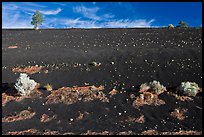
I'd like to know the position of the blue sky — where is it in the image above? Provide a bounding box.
[2,2,202,28]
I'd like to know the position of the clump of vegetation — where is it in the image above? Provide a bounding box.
[31,10,44,30]
[133,81,167,108]
[133,91,165,108]
[15,73,38,96]
[170,108,188,121]
[168,24,174,29]
[12,65,44,74]
[125,115,145,123]
[176,21,188,28]
[89,61,101,67]
[139,80,167,95]
[179,81,201,97]
[2,108,36,122]
[44,84,53,91]
[46,85,109,105]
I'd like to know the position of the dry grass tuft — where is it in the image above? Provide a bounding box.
[170,108,188,121]
[125,115,145,123]
[12,65,44,74]
[44,84,53,91]
[2,108,35,123]
[46,85,109,105]
[132,92,165,108]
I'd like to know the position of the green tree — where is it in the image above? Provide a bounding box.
[176,21,188,28]
[31,10,44,30]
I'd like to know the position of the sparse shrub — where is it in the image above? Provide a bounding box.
[176,21,188,28]
[179,81,200,97]
[140,83,150,92]
[139,80,167,95]
[14,73,37,96]
[133,92,165,108]
[168,24,174,29]
[44,84,53,91]
[89,61,101,67]
[170,108,187,121]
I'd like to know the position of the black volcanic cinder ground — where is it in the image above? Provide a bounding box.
[2,28,202,135]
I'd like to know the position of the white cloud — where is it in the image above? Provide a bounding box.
[42,17,155,28]
[73,5,115,21]
[42,17,99,28]
[2,3,63,28]
[20,2,47,8]
[52,2,67,6]
[3,3,62,16]
[2,10,33,28]
[103,14,115,19]
[40,8,62,15]
[2,3,18,10]
[73,6,101,20]
[2,3,33,28]
[104,19,155,28]
[2,2,155,29]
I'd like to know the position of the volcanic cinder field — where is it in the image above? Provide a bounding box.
[2,28,202,135]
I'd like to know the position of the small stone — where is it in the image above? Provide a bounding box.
[44,70,49,74]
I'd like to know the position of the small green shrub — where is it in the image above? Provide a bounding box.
[139,80,167,95]
[89,61,101,67]
[176,21,188,28]
[179,81,200,97]
[44,84,53,91]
